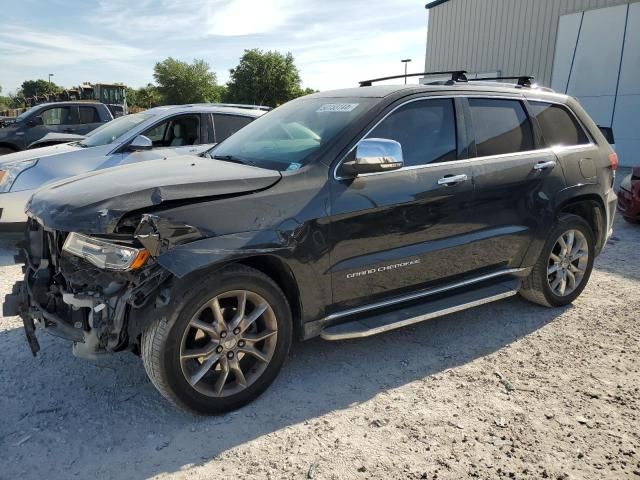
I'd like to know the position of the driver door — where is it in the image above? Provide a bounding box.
[328,97,479,310]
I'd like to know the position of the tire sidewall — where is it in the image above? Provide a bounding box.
[158,267,292,414]
[540,215,595,307]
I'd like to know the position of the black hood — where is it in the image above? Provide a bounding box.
[27,156,282,233]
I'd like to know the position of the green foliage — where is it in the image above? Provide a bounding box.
[21,79,63,99]
[126,84,162,109]
[225,49,311,107]
[153,58,222,105]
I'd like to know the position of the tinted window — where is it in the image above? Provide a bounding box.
[40,107,73,126]
[367,99,457,167]
[213,114,253,142]
[79,106,100,124]
[469,98,534,157]
[529,102,589,147]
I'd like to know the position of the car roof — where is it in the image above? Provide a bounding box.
[32,101,104,108]
[307,83,570,103]
[143,104,268,117]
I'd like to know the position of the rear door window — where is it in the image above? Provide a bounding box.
[366,98,457,167]
[78,106,101,124]
[468,98,534,157]
[529,101,590,147]
[213,114,253,142]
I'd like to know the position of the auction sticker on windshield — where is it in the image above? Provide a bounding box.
[316,103,359,113]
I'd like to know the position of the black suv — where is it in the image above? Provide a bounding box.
[0,101,113,154]
[4,77,618,414]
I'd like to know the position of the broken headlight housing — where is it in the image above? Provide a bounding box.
[62,233,149,271]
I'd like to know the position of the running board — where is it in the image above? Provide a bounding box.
[320,279,519,341]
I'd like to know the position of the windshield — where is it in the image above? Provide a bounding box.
[209,97,376,171]
[79,113,153,148]
[15,106,38,122]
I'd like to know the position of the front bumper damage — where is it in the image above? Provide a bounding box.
[3,220,172,359]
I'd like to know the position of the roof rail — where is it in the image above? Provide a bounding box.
[211,103,272,111]
[359,70,468,87]
[468,76,535,87]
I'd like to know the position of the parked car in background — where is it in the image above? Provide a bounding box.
[617,167,640,223]
[3,77,618,414]
[0,102,113,155]
[0,104,268,231]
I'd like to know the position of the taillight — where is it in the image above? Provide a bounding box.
[608,152,618,171]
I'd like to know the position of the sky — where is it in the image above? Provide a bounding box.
[0,0,429,95]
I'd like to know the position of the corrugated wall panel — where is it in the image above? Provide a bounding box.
[425,0,640,85]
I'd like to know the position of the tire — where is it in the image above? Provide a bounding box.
[0,147,17,156]
[141,264,292,415]
[519,214,595,308]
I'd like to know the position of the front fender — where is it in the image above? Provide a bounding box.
[157,229,296,278]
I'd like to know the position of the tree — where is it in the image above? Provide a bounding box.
[21,79,63,99]
[153,58,222,105]
[225,49,311,107]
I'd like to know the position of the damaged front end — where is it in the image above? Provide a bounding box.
[3,218,174,359]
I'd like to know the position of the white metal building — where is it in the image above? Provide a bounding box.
[424,0,640,166]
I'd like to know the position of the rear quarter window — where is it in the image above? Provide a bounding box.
[529,102,590,147]
[469,98,534,157]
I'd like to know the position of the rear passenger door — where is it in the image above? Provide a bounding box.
[467,97,566,271]
[329,97,478,310]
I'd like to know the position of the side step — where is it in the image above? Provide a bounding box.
[320,279,519,341]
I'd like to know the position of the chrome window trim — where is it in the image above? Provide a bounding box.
[323,268,526,322]
[333,94,595,181]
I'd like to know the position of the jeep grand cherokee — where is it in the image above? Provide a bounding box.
[4,77,618,414]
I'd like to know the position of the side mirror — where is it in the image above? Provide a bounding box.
[27,116,44,127]
[598,126,615,145]
[342,138,404,176]
[128,135,153,151]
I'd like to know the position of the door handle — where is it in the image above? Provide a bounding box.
[438,174,468,186]
[533,160,556,171]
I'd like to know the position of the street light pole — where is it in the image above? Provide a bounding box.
[401,59,412,84]
[48,73,54,94]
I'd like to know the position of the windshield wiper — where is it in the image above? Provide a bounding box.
[212,155,251,166]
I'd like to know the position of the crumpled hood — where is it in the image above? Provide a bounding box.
[27,156,282,233]
[0,142,81,166]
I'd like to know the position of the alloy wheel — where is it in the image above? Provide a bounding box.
[179,290,278,397]
[547,229,589,297]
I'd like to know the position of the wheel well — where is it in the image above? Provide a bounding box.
[559,196,606,253]
[237,255,303,337]
[0,142,18,152]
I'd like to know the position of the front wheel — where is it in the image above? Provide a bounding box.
[519,214,595,307]
[142,265,292,415]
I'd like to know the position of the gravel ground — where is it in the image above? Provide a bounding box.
[1,188,638,479]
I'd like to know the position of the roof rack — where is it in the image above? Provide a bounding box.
[359,70,468,87]
[468,76,535,87]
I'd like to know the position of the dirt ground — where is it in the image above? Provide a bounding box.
[1,201,638,480]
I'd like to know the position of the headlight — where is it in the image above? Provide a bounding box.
[0,159,38,193]
[62,233,149,271]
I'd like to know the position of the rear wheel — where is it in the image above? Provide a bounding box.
[141,265,292,414]
[519,214,595,307]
